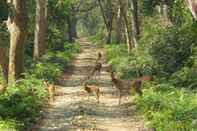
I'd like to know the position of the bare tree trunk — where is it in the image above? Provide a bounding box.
[162,0,169,22]
[0,47,8,84]
[186,0,197,20]
[97,0,108,29]
[118,0,132,52]
[115,6,123,43]
[34,0,47,61]
[131,0,139,47]
[123,13,132,52]
[6,0,28,83]
[67,15,78,43]
[106,17,113,44]
[97,0,113,44]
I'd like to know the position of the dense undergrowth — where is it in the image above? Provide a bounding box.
[0,43,80,130]
[104,19,197,130]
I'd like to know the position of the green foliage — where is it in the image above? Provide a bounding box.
[0,77,48,130]
[0,0,8,22]
[135,84,197,131]
[27,42,80,83]
[170,47,197,89]
[0,119,21,131]
[105,12,197,130]
[0,27,9,47]
[29,62,62,82]
[170,0,193,26]
[0,42,80,130]
[150,24,197,76]
[106,44,153,79]
[141,0,158,15]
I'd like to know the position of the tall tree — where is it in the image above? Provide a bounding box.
[131,0,140,47]
[97,0,114,44]
[66,14,78,43]
[5,0,28,83]
[118,0,133,52]
[34,0,48,61]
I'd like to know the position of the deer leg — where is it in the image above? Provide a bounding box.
[118,91,121,105]
[94,71,97,80]
[52,94,54,102]
[134,80,143,96]
[97,93,100,104]
[49,94,53,103]
[98,69,101,80]
[88,93,90,101]
[136,86,143,96]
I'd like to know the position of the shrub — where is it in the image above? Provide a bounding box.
[28,42,80,83]
[106,44,153,79]
[0,119,22,131]
[0,76,48,130]
[150,24,197,76]
[0,41,81,130]
[135,84,197,131]
[170,67,197,90]
[29,62,62,82]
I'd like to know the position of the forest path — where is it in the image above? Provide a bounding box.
[31,38,146,131]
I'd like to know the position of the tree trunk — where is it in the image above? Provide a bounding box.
[115,6,123,44]
[186,0,197,20]
[97,0,108,29]
[6,0,28,83]
[162,0,169,22]
[97,0,113,44]
[34,0,48,61]
[67,15,78,43]
[106,24,113,44]
[118,0,133,51]
[131,0,139,47]
[0,47,8,84]
[123,13,132,52]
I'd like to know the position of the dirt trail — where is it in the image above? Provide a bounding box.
[31,39,146,131]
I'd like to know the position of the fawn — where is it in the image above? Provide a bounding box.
[82,83,100,104]
[110,71,142,105]
[43,80,56,102]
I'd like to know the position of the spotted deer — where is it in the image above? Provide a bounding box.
[82,83,100,104]
[86,52,103,81]
[110,71,142,105]
[43,80,56,102]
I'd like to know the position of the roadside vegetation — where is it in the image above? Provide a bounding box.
[0,0,197,130]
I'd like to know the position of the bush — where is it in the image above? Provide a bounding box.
[29,62,62,82]
[105,44,153,79]
[170,67,197,90]
[0,41,81,130]
[27,42,81,83]
[0,119,22,131]
[150,24,197,76]
[0,76,48,130]
[135,84,197,131]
